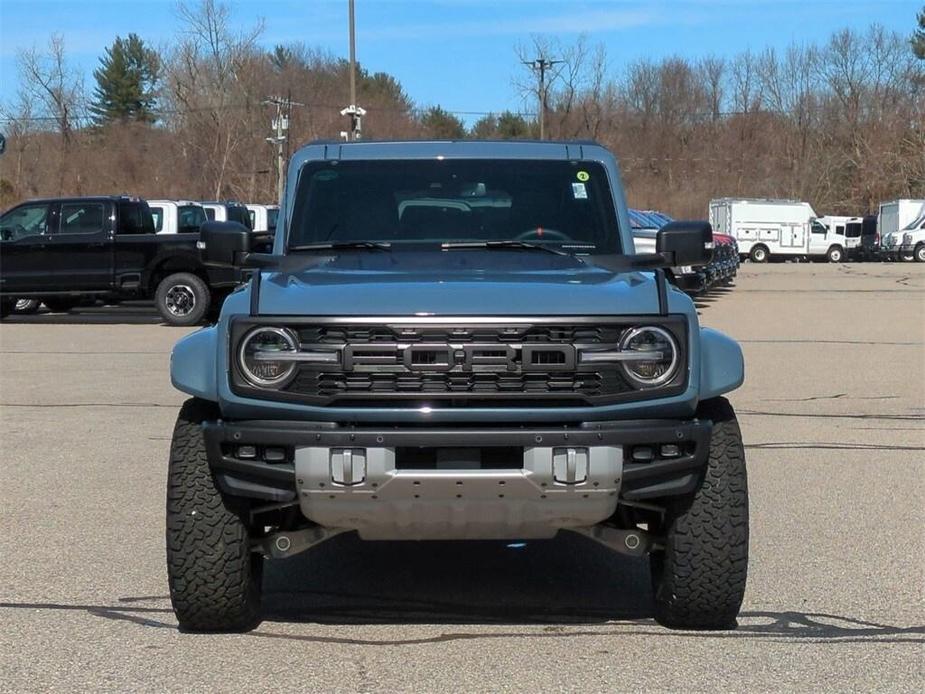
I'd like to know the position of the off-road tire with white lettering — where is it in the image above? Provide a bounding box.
[166,398,263,632]
[650,397,749,630]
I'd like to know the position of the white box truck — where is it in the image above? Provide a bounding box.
[878,200,925,261]
[709,198,848,263]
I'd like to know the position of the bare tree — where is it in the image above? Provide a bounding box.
[16,35,84,145]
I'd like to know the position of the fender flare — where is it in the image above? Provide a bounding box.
[699,327,744,400]
[170,326,218,401]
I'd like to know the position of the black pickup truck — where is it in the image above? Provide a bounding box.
[0,196,252,325]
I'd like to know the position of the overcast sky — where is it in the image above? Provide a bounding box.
[0,0,919,123]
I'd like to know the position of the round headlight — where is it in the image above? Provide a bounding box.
[238,327,299,388]
[619,326,679,388]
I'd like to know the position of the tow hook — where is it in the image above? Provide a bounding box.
[568,525,659,557]
[255,526,346,559]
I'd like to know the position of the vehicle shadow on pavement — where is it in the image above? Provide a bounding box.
[2,305,165,326]
[261,532,652,625]
[2,534,922,644]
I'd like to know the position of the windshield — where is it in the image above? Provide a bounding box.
[289,159,620,254]
[178,205,206,233]
[267,207,278,230]
[903,208,925,230]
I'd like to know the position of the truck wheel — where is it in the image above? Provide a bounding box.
[650,397,749,630]
[166,398,262,632]
[915,244,925,263]
[13,298,41,314]
[826,246,844,263]
[749,246,768,263]
[156,272,210,326]
[43,297,79,313]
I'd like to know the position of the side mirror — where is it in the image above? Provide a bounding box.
[657,221,714,267]
[198,221,251,266]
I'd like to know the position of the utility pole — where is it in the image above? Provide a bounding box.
[522,57,562,140]
[340,0,365,141]
[264,95,303,203]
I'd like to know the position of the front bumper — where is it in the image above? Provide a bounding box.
[202,418,712,538]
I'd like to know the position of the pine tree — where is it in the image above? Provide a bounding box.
[420,106,466,139]
[90,34,160,124]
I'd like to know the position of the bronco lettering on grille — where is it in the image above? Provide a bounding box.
[341,343,575,373]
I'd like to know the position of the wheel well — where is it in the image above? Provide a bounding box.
[148,259,208,294]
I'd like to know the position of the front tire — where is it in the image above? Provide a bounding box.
[13,298,41,314]
[749,245,768,263]
[155,272,210,326]
[826,245,844,263]
[650,397,749,630]
[166,398,262,632]
[915,244,925,263]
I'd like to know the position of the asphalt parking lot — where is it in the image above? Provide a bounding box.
[1,263,922,692]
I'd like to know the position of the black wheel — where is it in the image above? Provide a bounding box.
[0,299,13,319]
[155,272,210,326]
[13,298,41,314]
[651,397,749,630]
[826,245,844,263]
[166,398,262,632]
[749,245,768,263]
[43,297,80,313]
[915,244,925,263]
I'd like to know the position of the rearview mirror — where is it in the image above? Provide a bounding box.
[198,221,251,266]
[656,221,713,267]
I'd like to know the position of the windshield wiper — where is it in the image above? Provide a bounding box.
[440,240,569,256]
[289,241,392,252]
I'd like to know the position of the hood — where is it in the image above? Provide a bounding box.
[256,249,661,316]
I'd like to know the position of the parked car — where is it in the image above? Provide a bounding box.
[201,201,253,229]
[712,233,740,284]
[149,200,208,235]
[878,199,925,261]
[167,139,748,634]
[0,196,248,325]
[709,198,848,263]
[245,203,279,233]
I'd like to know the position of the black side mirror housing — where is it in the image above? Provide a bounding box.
[199,221,252,266]
[657,221,714,267]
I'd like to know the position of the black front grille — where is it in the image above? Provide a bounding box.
[231,318,688,408]
[289,369,630,398]
[297,324,622,345]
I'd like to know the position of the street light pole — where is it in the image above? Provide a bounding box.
[349,0,357,112]
[341,0,365,141]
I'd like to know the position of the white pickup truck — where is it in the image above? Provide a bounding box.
[149,200,208,235]
[245,204,279,233]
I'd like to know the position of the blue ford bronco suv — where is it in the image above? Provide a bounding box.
[167,140,748,632]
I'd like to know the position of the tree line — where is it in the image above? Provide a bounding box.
[1,0,923,218]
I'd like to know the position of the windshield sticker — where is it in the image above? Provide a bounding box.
[314,170,339,181]
[572,182,588,199]
[576,170,590,182]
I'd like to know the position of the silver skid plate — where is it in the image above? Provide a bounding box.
[294,445,622,540]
